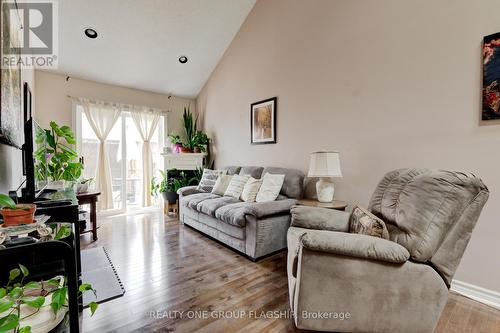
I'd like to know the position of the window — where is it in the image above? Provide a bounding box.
[75,104,166,212]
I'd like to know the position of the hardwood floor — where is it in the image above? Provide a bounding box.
[80,209,500,333]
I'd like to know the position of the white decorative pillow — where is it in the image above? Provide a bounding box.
[211,175,233,196]
[241,177,262,202]
[256,173,285,202]
[197,169,226,192]
[224,175,250,199]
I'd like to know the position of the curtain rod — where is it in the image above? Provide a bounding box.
[66,95,173,113]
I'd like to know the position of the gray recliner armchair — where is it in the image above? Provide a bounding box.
[287,169,489,333]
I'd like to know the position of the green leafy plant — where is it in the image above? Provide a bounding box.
[167,171,198,192]
[150,170,169,197]
[168,134,182,146]
[151,170,199,197]
[34,122,84,182]
[0,194,17,210]
[182,108,198,150]
[0,264,98,333]
[192,131,209,153]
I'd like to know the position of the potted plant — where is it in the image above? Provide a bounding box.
[76,178,93,194]
[151,170,198,204]
[0,194,36,227]
[193,131,209,153]
[181,108,198,153]
[168,134,183,154]
[34,122,83,189]
[0,264,98,333]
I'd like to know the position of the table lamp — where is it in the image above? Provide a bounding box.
[308,151,342,202]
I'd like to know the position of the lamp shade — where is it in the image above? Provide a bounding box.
[308,151,342,177]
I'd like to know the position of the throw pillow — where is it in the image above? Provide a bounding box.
[256,173,285,202]
[224,175,251,199]
[241,177,263,202]
[349,206,390,239]
[197,169,227,192]
[211,175,233,196]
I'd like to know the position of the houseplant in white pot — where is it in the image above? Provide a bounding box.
[0,264,98,333]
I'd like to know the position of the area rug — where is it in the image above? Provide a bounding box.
[81,246,125,306]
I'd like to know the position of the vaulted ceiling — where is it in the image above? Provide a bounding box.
[50,0,255,98]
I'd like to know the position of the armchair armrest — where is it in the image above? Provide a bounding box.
[300,230,410,264]
[177,186,201,197]
[291,206,350,232]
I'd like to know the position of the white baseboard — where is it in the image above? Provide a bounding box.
[451,280,500,310]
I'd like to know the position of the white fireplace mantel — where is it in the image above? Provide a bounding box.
[161,153,206,171]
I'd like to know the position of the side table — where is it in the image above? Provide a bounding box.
[297,199,348,211]
[77,191,101,241]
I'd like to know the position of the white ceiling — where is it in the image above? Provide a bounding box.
[50,0,255,98]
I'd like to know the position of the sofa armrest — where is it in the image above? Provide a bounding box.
[291,206,350,232]
[177,186,201,197]
[300,230,410,264]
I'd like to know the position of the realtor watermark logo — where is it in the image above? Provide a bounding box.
[1,0,58,69]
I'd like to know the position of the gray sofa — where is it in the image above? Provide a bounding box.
[178,166,305,260]
[287,169,489,332]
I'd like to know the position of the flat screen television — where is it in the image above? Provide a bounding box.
[22,118,48,202]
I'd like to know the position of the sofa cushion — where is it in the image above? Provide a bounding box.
[261,167,305,199]
[222,166,241,175]
[256,173,285,202]
[196,196,240,217]
[211,175,233,195]
[349,205,389,239]
[239,166,264,179]
[224,175,250,199]
[215,199,297,227]
[185,193,220,210]
[241,177,262,202]
[197,169,226,192]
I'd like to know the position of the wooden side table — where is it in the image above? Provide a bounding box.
[297,199,348,211]
[164,200,179,216]
[77,191,100,241]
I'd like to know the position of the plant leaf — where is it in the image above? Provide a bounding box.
[0,314,18,332]
[8,269,20,282]
[79,283,96,297]
[19,326,32,333]
[0,298,14,313]
[19,264,29,278]
[45,130,56,149]
[0,194,16,209]
[50,287,67,314]
[89,301,98,316]
[8,287,22,299]
[0,289,5,299]
[21,296,45,309]
[46,279,60,287]
[23,282,40,290]
[54,225,71,240]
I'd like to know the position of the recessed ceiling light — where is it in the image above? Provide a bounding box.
[178,55,188,64]
[84,28,98,39]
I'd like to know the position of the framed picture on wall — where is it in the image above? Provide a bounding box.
[250,97,277,144]
[483,32,500,120]
[0,0,23,148]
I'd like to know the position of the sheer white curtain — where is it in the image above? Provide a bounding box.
[131,108,161,206]
[79,99,121,210]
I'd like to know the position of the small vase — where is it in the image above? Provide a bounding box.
[193,146,201,153]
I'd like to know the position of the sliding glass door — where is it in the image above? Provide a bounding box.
[75,104,165,213]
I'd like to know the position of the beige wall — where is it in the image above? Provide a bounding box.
[35,70,195,136]
[197,0,500,292]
